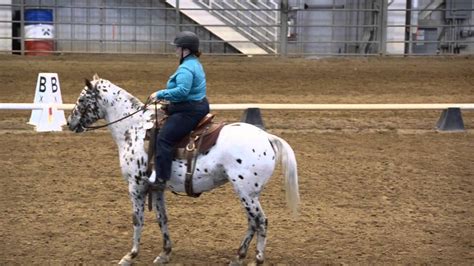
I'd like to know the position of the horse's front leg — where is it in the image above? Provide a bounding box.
[152,189,173,264]
[119,182,146,265]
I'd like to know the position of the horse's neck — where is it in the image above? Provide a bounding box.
[100,83,152,147]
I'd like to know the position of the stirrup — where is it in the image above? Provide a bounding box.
[146,179,166,191]
[145,171,166,190]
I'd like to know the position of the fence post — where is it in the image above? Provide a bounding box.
[280,0,288,56]
[176,0,181,33]
[20,0,25,55]
[379,0,388,55]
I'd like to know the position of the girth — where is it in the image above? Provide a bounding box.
[145,113,225,197]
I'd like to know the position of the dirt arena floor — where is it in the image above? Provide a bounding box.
[0,54,473,264]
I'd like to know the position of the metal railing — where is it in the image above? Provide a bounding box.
[0,0,472,56]
[196,0,279,53]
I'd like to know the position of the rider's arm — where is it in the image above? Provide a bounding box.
[156,67,193,102]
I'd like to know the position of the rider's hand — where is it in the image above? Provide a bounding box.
[148,92,158,102]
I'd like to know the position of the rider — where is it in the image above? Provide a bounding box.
[148,31,209,189]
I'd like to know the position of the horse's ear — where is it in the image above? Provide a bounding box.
[85,79,93,90]
[92,73,100,81]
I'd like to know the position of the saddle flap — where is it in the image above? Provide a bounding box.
[175,121,225,156]
[196,113,215,129]
[196,122,225,153]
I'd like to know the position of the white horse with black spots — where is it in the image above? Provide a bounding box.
[67,74,299,265]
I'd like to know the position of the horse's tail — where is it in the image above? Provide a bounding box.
[268,134,300,216]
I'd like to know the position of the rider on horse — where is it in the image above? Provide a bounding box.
[148,31,210,189]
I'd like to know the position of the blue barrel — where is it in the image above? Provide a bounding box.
[24,9,54,55]
[25,9,53,25]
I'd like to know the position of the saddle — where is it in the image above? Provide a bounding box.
[174,113,224,157]
[145,113,225,198]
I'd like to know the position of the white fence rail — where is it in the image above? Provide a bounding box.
[1,103,474,111]
[209,103,474,110]
[0,103,474,110]
[1,103,472,132]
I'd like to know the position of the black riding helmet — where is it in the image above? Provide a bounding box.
[171,31,199,53]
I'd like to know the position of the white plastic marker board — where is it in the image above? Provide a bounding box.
[28,73,67,132]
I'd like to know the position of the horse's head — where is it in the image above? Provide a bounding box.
[67,74,106,133]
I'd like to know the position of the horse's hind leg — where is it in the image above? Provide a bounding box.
[233,210,256,265]
[152,190,172,264]
[254,204,267,264]
[251,200,267,264]
[232,195,268,265]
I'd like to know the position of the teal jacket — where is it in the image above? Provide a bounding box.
[156,55,206,103]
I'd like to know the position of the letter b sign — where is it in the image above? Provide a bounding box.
[39,76,58,93]
[33,73,63,104]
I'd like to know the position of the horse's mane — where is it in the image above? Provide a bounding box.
[97,78,145,110]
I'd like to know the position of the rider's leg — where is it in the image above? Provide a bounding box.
[154,100,209,186]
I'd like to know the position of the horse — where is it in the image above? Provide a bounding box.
[67,74,299,265]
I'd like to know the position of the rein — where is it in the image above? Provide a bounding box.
[84,101,154,131]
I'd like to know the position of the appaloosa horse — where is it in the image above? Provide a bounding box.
[67,74,299,265]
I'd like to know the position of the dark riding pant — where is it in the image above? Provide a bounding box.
[155,98,209,181]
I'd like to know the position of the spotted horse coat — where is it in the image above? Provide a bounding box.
[67,74,300,265]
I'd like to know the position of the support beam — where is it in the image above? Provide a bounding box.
[279,0,288,57]
[419,0,444,20]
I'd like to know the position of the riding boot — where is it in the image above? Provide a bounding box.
[146,171,167,191]
[152,178,167,191]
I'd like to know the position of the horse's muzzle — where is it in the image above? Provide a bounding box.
[67,115,85,133]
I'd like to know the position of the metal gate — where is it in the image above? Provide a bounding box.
[0,0,473,56]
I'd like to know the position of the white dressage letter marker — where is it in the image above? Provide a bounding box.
[29,73,67,131]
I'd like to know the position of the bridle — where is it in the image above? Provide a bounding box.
[83,100,155,131]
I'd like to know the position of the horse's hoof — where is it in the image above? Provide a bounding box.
[229,257,244,266]
[118,260,131,266]
[118,251,137,265]
[256,252,265,264]
[153,252,171,264]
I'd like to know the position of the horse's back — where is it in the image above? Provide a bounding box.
[218,122,269,148]
[216,122,276,170]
